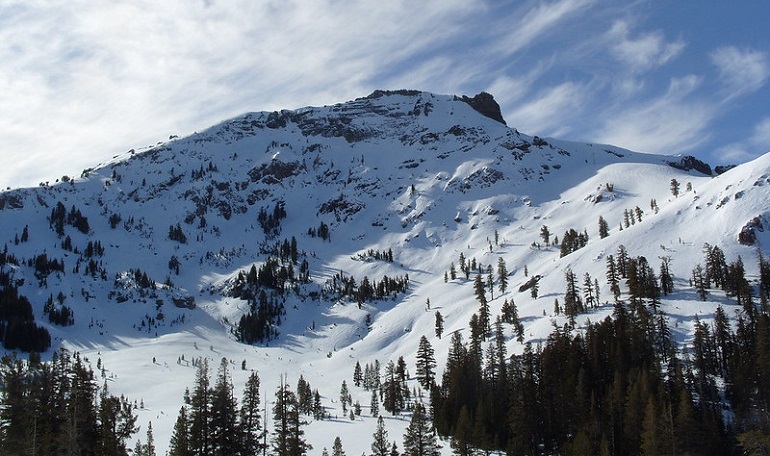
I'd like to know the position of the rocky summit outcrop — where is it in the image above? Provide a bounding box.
[457,92,506,125]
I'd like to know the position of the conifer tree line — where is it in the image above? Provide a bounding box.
[0,267,51,352]
[49,201,90,236]
[168,357,271,456]
[352,248,394,263]
[323,272,410,306]
[429,242,770,455]
[354,356,414,417]
[0,349,143,456]
[231,235,313,344]
[167,357,336,456]
[257,201,287,238]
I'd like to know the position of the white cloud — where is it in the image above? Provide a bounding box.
[0,0,485,188]
[595,76,713,154]
[607,20,686,73]
[495,0,595,56]
[714,144,755,164]
[710,46,770,98]
[487,60,553,106]
[752,117,770,148]
[0,1,766,188]
[506,81,586,137]
[716,117,770,164]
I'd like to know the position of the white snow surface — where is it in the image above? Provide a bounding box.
[1,90,769,454]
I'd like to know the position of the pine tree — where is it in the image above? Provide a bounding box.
[271,379,311,456]
[670,178,680,197]
[435,311,444,339]
[339,381,351,415]
[371,416,390,456]
[659,256,674,295]
[594,278,601,305]
[332,436,346,456]
[449,406,474,456]
[402,403,441,456]
[674,387,700,454]
[239,371,264,456]
[415,336,436,390]
[563,268,583,319]
[370,389,380,418]
[382,360,404,415]
[583,272,595,308]
[540,225,550,246]
[727,257,754,318]
[296,375,313,415]
[598,215,610,239]
[640,397,663,456]
[211,358,239,456]
[134,422,157,456]
[712,305,732,376]
[474,274,490,338]
[501,298,514,324]
[497,257,508,294]
[313,390,324,420]
[692,264,708,301]
[473,273,486,305]
[168,407,191,456]
[616,245,629,278]
[396,357,410,406]
[186,358,211,456]
[606,255,621,300]
[704,243,727,289]
[760,252,770,308]
[353,361,363,387]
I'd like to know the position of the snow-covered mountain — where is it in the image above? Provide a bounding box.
[1,90,769,454]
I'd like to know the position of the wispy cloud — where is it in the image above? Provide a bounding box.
[606,20,685,73]
[506,81,587,137]
[0,0,482,187]
[715,116,770,163]
[487,59,554,106]
[0,1,767,188]
[752,117,770,148]
[710,46,770,99]
[595,75,714,154]
[495,0,595,56]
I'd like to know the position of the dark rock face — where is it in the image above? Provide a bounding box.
[458,92,507,125]
[0,193,24,210]
[738,215,766,245]
[364,89,421,99]
[248,160,302,183]
[667,155,712,176]
[715,164,737,175]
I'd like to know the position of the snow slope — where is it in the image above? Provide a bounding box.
[1,90,769,454]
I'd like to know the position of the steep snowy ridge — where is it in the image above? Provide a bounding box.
[0,90,768,454]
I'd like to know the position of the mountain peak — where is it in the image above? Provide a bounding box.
[2,88,769,455]
[363,89,507,125]
[456,91,506,125]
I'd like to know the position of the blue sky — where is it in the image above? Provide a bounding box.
[1,0,768,189]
